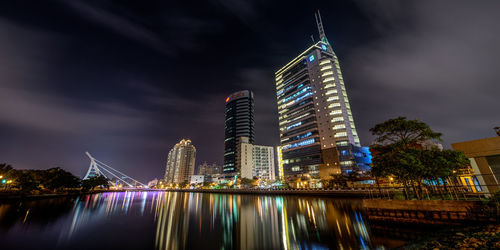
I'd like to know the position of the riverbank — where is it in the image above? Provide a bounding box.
[363,199,498,224]
[0,190,105,200]
[162,187,379,197]
[403,223,500,249]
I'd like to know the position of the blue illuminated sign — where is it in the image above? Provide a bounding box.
[321,44,327,51]
[308,54,315,62]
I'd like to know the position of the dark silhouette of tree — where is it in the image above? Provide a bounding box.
[42,167,81,191]
[82,175,109,191]
[370,117,468,200]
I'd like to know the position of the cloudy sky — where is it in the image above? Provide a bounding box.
[0,0,499,181]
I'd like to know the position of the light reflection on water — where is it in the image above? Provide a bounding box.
[0,191,392,249]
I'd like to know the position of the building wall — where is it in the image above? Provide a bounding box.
[252,145,275,181]
[198,162,221,176]
[275,41,364,183]
[452,136,500,194]
[164,139,196,184]
[223,90,255,177]
[238,137,276,181]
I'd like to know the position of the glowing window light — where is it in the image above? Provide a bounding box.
[328,103,341,108]
[321,71,334,77]
[294,132,312,140]
[333,124,346,130]
[286,121,302,130]
[325,90,337,96]
[321,44,327,50]
[335,132,347,138]
[321,65,332,71]
[282,138,316,150]
[324,83,335,89]
[323,77,335,83]
[331,117,344,123]
[288,112,311,123]
[320,60,330,65]
[281,86,311,103]
[225,97,230,103]
[294,92,312,103]
[330,110,342,115]
[308,55,315,62]
[327,96,339,102]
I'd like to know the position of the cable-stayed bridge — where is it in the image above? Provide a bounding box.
[84,152,147,188]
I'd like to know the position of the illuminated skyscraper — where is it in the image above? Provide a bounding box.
[164,139,196,184]
[275,11,369,186]
[223,90,255,177]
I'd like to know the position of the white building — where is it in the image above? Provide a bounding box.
[238,137,276,181]
[164,139,196,184]
[190,175,205,185]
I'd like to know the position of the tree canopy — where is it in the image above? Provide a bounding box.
[369,117,468,200]
[369,116,442,148]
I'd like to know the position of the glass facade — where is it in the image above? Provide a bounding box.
[275,15,369,184]
[223,90,255,176]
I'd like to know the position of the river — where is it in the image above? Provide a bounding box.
[0,191,433,249]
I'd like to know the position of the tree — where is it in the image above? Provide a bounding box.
[370,117,469,200]
[369,116,442,149]
[0,163,13,175]
[240,178,253,189]
[42,167,81,191]
[82,175,109,191]
[329,174,348,188]
[12,171,40,193]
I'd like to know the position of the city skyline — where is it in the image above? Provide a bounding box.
[0,1,499,182]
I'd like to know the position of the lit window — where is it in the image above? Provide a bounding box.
[321,65,333,71]
[323,77,335,83]
[309,54,315,62]
[334,132,347,138]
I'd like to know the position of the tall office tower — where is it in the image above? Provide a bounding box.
[275,11,365,186]
[223,90,255,177]
[164,139,196,184]
[238,137,276,181]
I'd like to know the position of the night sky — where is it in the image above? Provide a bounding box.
[1,0,499,182]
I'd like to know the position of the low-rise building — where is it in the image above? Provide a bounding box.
[238,137,276,181]
[452,135,500,195]
[190,175,205,185]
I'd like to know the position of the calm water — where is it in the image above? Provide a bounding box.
[0,191,422,249]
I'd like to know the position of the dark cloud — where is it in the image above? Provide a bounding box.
[0,0,498,182]
[345,0,500,146]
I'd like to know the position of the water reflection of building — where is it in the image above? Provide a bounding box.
[0,191,387,249]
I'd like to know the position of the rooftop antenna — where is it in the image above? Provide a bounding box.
[315,10,326,41]
[314,10,331,46]
[310,34,315,43]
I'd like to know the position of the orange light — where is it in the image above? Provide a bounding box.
[225,97,230,103]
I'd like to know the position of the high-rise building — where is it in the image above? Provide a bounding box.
[238,137,276,181]
[197,161,221,176]
[164,139,196,184]
[275,11,368,186]
[223,90,255,177]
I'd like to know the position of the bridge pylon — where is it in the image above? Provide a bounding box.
[83,152,147,188]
